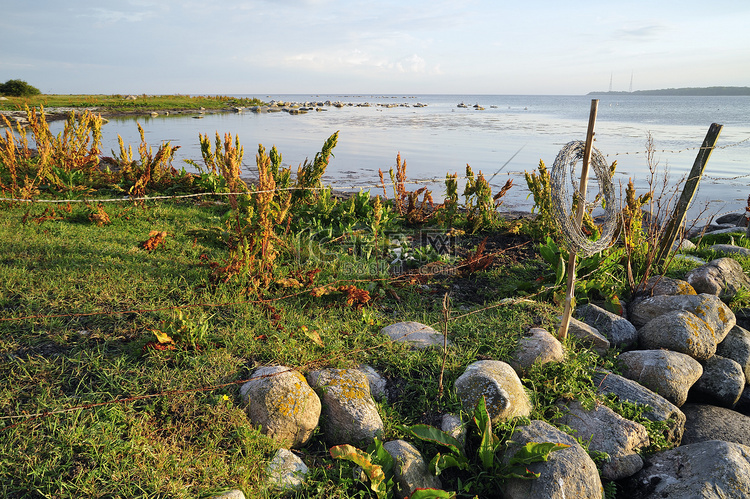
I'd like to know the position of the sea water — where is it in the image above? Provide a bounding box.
[58,94,750,220]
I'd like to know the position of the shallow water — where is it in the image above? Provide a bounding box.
[51,94,750,221]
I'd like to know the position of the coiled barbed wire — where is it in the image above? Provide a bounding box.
[551,141,617,256]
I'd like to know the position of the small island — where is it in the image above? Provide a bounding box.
[589,86,750,96]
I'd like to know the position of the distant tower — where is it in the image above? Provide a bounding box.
[609,73,613,92]
[629,72,633,93]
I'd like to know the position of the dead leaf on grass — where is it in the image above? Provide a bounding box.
[142,230,167,251]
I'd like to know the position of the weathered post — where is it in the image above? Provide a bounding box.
[654,123,723,268]
[558,99,599,340]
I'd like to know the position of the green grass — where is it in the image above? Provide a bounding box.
[0,195,683,498]
[0,94,265,112]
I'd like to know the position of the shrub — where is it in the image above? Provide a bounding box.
[0,79,41,97]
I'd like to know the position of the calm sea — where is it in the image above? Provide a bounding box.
[64,94,750,220]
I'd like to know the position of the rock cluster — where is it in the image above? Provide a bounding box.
[231,219,750,497]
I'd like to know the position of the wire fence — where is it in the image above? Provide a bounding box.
[2,133,750,431]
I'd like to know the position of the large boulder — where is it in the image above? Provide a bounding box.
[637,310,718,361]
[681,404,750,446]
[624,440,750,498]
[629,293,735,342]
[501,420,603,499]
[509,328,565,373]
[594,370,685,445]
[629,275,696,306]
[306,368,384,446]
[564,316,610,355]
[454,360,532,423]
[618,350,703,407]
[240,365,321,448]
[685,257,750,300]
[383,440,442,498]
[266,448,309,492]
[717,325,750,383]
[576,303,637,348]
[555,400,649,480]
[380,321,447,349]
[690,354,745,407]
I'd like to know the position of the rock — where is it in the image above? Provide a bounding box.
[637,310,717,361]
[681,404,750,446]
[240,366,321,448]
[266,448,309,492]
[306,368,384,446]
[380,321,448,349]
[706,243,750,257]
[715,213,748,226]
[564,316,610,355]
[686,223,741,238]
[685,257,750,300]
[618,350,703,407]
[210,490,245,499]
[454,360,532,423]
[717,325,750,383]
[628,293,735,342]
[735,386,750,416]
[672,253,706,265]
[624,440,750,498]
[671,238,697,252]
[501,420,603,499]
[556,400,649,480]
[383,440,442,498]
[357,364,387,402]
[440,413,466,451]
[629,276,696,307]
[509,328,565,372]
[690,354,745,407]
[735,307,750,331]
[576,303,637,348]
[594,370,686,445]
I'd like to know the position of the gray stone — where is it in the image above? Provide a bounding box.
[594,370,686,445]
[454,360,532,423]
[681,403,750,446]
[210,490,246,499]
[629,293,735,342]
[509,328,565,373]
[637,310,718,361]
[440,413,466,451]
[618,350,703,407]
[565,316,610,355]
[383,440,442,498]
[380,321,448,349]
[266,448,309,492]
[671,238,697,251]
[240,366,321,448]
[685,257,750,300]
[357,364,387,402]
[501,420,603,499]
[576,303,638,348]
[691,354,745,407]
[715,213,747,226]
[672,254,706,265]
[306,368,384,446]
[625,440,750,499]
[717,325,750,383]
[630,275,697,302]
[556,400,649,480]
[706,243,750,257]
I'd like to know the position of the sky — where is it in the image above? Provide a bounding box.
[2,0,749,96]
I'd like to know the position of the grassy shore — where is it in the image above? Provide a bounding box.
[0,94,265,114]
[2,109,749,498]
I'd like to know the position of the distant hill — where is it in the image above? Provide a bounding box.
[588,86,750,96]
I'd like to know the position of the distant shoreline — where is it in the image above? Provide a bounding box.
[588,86,750,97]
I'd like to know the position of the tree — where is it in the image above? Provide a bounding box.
[0,79,41,97]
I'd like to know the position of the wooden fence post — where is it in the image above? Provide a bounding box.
[558,99,599,340]
[654,123,723,268]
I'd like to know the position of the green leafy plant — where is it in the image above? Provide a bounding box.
[399,397,569,496]
[379,153,435,225]
[462,164,513,233]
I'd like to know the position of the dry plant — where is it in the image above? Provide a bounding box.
[114,124,181,198]
[378,152,434,224]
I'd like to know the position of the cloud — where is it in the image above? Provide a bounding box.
[615,24,666,40]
